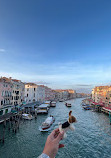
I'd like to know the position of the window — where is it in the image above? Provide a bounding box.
[27,94,28,97]
[0,110,3,115]
[5,109,8,114]
[34,88,35,91]
[2,91,4,96]
[34,93,35,97]
[27,88,29,91]
[1,100,3,105]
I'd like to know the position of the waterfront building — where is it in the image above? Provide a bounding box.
[67,89,76,99]
[55,89,76,101]
[92,86,111,107]
[37,85,45,102]
[44,86,55,101]
[0,77,13,108]
[25,83,38,103]
[11,79,25,106]
[25,83,47,103]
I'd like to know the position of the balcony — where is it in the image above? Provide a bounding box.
[4,95,12,98]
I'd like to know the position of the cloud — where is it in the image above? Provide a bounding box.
[74,84,93,87]
[0,48,5,52]
[1,61,111,92]
[34,81,50,85]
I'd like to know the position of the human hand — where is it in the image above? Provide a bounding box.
[43,128,64,158]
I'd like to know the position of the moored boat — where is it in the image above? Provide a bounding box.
[36,104,49,114]
[40,116,55,131]
[83,105,92,110]
[22,113,33,120]
[44,101,51,107]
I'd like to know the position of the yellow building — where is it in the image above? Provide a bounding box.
[92,86,111,107]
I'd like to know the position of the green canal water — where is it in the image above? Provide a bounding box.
[1,98,111,158]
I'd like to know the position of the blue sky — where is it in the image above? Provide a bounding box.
[0,0,111,93]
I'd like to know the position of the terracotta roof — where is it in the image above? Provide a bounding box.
[26,82,37,86]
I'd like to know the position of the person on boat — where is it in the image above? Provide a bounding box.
[38,128,64,158]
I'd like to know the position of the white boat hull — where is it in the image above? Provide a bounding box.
[40,116,55,131]
[22,114,33,120]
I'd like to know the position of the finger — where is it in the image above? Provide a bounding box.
[59,144,64,148]
[54,128,59,133]
[52,128,59,135]
[54,132,60,138]
[54,130,60,136]
[50,128,59,138]
[55,131,64,143]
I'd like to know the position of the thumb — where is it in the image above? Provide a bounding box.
[55,131,64,143]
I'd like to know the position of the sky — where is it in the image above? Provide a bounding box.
[0,0,111,93]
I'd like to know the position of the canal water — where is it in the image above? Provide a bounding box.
[1,98,111,158]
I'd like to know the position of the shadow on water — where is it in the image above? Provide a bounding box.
[0,98,111,158]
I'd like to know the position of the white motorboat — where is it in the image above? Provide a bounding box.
[22,113,33,120]
[50,101,56,107]
[65,102,72,107]
[40,116,55,131]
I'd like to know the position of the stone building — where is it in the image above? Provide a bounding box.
[0,77,13,108]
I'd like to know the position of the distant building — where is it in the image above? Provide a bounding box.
[44,86,55,101]
[55,89,76,101]
[76,93,89,98]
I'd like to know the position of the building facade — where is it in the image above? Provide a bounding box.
[92,86,111,107]
[25,83,38,103]
[0,77,13,108]
[11,79,25,106]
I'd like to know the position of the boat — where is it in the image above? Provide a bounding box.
[44,101,51,107]
[50,101,56,107]
[65,102,72,107]
[59,99,64,102]
[83,105,92,110]
[22,113,33,120]
[40,116,55,131]
[36,104,49,114]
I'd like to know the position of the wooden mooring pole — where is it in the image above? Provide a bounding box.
[2,119,6,144]
[109,111,111,125]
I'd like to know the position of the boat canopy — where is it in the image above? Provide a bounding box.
[51,101,56,103]
[44,117,53,124]
[39,104,49,108]
[22,113,29,116]
[45,101,50,104]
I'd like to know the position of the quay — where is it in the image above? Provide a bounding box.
[81,98,111,124]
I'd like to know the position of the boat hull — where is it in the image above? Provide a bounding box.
[40,117,55,131]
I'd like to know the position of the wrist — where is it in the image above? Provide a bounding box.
[43,150,51,158]
[38,153,50,158]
